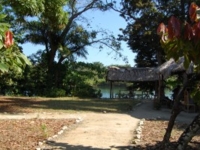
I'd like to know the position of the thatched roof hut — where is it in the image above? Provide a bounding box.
[106,57,193,99]
[107,57,193,82]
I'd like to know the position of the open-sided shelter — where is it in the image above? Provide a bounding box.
[106,57,193,101]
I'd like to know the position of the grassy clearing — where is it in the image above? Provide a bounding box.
[0,96,139,113]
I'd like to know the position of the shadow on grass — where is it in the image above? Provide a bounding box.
[0,96,139,113]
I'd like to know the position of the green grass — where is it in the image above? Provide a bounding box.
[0,96,139,113]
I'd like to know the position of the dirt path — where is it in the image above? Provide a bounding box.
[0,100,197,150]
[41,112,139,150]
[0,111,140,150]
[39,101,197,150]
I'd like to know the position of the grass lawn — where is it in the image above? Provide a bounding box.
[0,96,139,113]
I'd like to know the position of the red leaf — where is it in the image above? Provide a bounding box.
[189,2,199,22]
[168,16,181,39]
[184,22,193,40]
[157,23,166,35]
[193,22,200,40]
[157,23,169,42]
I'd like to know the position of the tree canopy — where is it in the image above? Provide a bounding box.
[1,0,123,89]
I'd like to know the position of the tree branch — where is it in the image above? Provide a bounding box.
[60,0,99,39]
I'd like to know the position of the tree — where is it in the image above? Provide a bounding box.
[3,0,122,88]
[63,61,106,98]
[119,0,174,67]
[115,0,188,92]
[157,2,200,149]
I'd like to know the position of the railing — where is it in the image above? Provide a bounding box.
[115,90,154,100]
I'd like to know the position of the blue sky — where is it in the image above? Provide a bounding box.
[22,3,136,67]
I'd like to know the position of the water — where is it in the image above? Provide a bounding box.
[99,86,172,99]
[100,86,124,98]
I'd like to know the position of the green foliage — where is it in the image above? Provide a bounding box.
[41,0,69,31]
[0,10,31,74]
[73,84,101,98]
[0,1,121,97]
[0,14,10,49]
[119,0,171,67]
[63,61,106,98]
[7,51,106,97]
[0,69,24,95]
[119,0,179,91]
[0,44,32,74]
[165,76,180,90]
[3,0,45,16]
[46,88,66,97]
[3,0,122,91]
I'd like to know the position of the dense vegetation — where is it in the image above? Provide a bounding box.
[0,59,107,97]
[0,0,123,98]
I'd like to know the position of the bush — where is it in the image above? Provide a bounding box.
[46,88,66,97]
[73,85,102,98]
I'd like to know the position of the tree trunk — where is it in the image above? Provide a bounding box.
[177,113,200,150]
[162,104,181,148]
[161,73,188,149]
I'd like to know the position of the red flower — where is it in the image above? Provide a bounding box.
[4,30,14,48]
[168,16,181,39]
[189,2,199,22]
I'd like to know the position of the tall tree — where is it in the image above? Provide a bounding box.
[3,0,121,88]
[113,0,176,92]
[118,0,195,67]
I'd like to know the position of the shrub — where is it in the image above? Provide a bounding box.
[73,85,102,98]
[46,88,66,97]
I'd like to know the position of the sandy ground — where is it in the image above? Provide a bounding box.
[0,100,198,150]
[44,113,139,150]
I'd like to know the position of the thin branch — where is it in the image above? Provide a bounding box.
[58,36,122,64]
[61,0,98,39]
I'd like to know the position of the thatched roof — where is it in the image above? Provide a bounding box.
[156,57,193,79]
[106,57,193,82]
[106,67,159,82]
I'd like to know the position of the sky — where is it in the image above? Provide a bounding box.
[22,2,136,67]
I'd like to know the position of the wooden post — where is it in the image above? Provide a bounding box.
[158,73,164,103]
[110,81,113,99]
[157,73,161,103]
